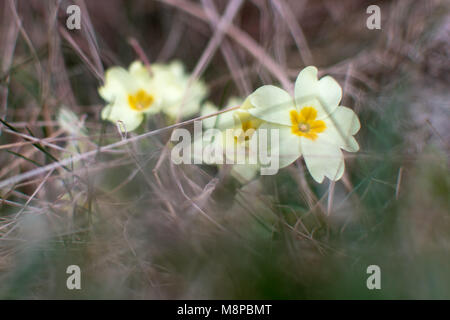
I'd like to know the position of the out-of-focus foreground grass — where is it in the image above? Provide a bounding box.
[0,0,449,299]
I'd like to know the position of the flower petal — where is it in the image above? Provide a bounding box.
[128,61,157,92]
[294,66,318,100]
[247,85,294,126]
[318,75,342,109]
[300,135,345,183]
[322,106,360,152]
[152,61,207,119]
[101,100,144,132]
[255,122,302,169]
[200,102,219,129]
[162,80,207,119]
[98,67,133,102]
[294,66,342,119]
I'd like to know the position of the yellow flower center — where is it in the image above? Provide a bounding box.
[298,123,310,132]
[234,111,261,143]
[290,106,326,140]
[128,89,155,111]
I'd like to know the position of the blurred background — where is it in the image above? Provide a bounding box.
[0,0,449,299]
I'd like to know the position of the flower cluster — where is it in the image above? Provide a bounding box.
[197,67,360,183]
[99,61,207,131]
[98,61,360,183]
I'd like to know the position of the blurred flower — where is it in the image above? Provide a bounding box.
[247,66,360,183]
[153,61,208,120]
[99,60,208,131]
[99,61,162,131]
[199,97,263,183]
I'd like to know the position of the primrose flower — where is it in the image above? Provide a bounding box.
[248,66,360,183]
[99,61,162,131]
[198,97,263,183]
[152,61,207,120]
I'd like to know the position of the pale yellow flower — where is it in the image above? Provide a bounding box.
[248,66,360,183]
[99,61,162,131]
[152,61,207,120]
[198,97,264,183]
